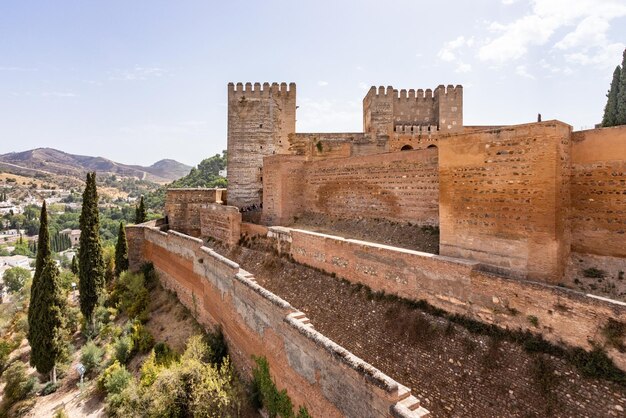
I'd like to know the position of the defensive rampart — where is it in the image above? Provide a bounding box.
[262,148,439,226]
[264,226,626,370]
[164,188,226,237]
[126,224,430,418]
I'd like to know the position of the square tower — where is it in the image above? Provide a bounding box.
[226,82,296,208]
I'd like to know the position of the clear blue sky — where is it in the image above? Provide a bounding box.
[1,0,625,166]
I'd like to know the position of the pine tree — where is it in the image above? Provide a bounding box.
[78,172,105,331]
[135,196,147,224]
[602,66,621,127]
[616,49,626,125]
[71,255,79,275]
[27,202,66,383]
[115,222,129,277]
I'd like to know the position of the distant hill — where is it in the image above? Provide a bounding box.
[0,148,192,183]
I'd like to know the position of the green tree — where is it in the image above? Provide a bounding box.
[78,172,105,331]
[27,202,66,383]
[135,196,146,224]
[115,222,129,277]
[602,65,621,127]
[616,49,626,125]
[2,266,31,293]
[71,255,79,275]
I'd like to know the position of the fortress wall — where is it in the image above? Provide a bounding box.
[199,204,241,246]
[241,222,269,238]
[165,189,224,237]
[262,148,439,226]
[126,225,429,418]
[439,121,572,283]
[570,125,626,258]
[272,227,626,370]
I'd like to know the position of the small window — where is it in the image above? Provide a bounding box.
[401,145,413,151]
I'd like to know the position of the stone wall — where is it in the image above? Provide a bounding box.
[262,148,439,226]
[439,121,572,283]
[165,188,225,237]
[571,125,626,258]
[266,227,626,370]
[126,225,429,418]
[227,82,296,208]
[199,204,241,246]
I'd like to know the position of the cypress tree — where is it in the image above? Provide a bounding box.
[78,172,105,331]
[71,255,79,275]
[616,49,626,125]
[603,65,622,127]
[27,203,66,383]
[115,222,129,277]
[135,196,147,224]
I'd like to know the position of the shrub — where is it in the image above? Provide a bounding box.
[81,341,105,374]
[583,267,606,278]
[130,321,154,353]
[99,361,132,395]
[153,342,178,366]
[113,271,149,321]
[53,408,69,418]
[0,338,17,375]
[2,267,31,293]
[1,361,35,409]
[601,318,626,352]
[527,315,539,328]
[114,335,135,364]
[205,326,228,366]
[139,351,162,387]
[40,382,60,396]
[252,355,310,418]
[65,306,82,335]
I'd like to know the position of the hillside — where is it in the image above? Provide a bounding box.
[0,148,192,184]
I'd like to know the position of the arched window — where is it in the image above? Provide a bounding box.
[400,145,413,151]
[427,144,438,149]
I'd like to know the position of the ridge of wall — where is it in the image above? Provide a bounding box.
[126,225,430,418]
[264,226,626,370]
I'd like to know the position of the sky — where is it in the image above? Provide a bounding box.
[0,0,625,167]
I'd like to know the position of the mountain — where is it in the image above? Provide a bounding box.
[0,148,192,183]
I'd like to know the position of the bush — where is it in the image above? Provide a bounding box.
[205,326,228,366]
[65,306,82,335]
[252,356,310,418]
[53,408,69,418]
[583,267,606,278]
[131,321,154,353]
[114,335,135,364]
[40,382,60,396]
[1,361,35,410]
[153,342,178,366]
[112,271,149,321]
[81,341,104,375]
[99,361,132,395]
[0,338,17,375]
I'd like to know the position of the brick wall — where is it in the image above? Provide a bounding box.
[165,189,225,237]
[439,121,572,283]
[127,225,429,418]
[270,227,626,371]
[199,204,241,246]
[262,148,439,226]
[571,125,626,258]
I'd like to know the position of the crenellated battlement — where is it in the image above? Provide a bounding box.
[228,81,296,97]
[365,85,462,101]
[394,124,439,134]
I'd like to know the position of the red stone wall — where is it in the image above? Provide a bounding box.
[262,148,439,226]
[199,204,241,246]
[127,225,429,418]
[438,121,572,283]
[165,189,225,237]
[273,227,626,370]
[571,125,626,258]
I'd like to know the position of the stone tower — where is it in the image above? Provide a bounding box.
[226,82,296,208]
[363,84,463,137]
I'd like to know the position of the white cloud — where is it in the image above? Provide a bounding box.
[317,80,329,87]
[438,36,474,62]
[502,0,521,4]
[358,82,369,90]
[515,65,535,79]
[109,66,167,81]
[456,62,472,73]
[478,0,626,65]
[564,42,625,68]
